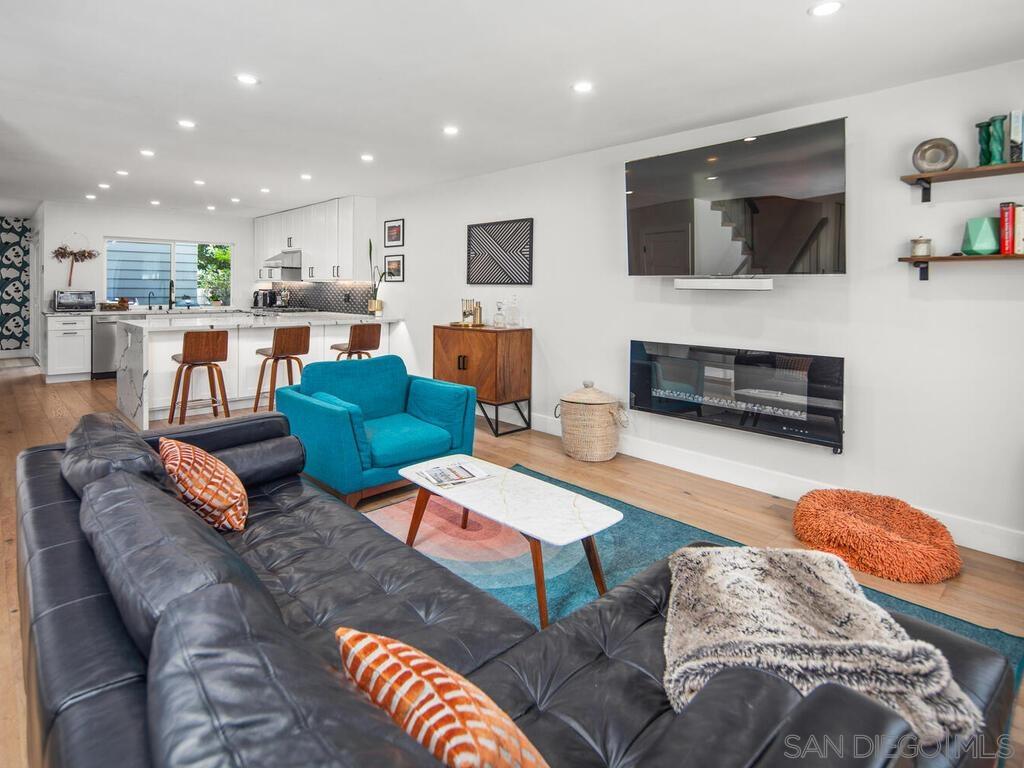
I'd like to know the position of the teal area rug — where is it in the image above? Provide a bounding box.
[366,465,1023,683]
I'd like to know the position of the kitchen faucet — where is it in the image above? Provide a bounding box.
[168,278,175,309]
[147,290,155,310]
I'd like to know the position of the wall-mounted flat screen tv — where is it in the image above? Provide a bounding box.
[626,118,846,276]
[629,340,844,452]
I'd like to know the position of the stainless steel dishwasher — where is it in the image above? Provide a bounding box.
[91,316,119,379]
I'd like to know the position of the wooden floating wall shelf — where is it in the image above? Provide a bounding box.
[898,254,1024,281]
[900,162,1024,202]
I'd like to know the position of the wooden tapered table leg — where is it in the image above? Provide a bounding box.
[524,535,549,628]
[582,536,608,595]
[460,507,470,529]
[405,487,433,546]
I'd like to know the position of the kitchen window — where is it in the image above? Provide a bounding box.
[106,239,232,306]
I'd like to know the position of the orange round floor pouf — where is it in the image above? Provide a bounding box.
[793,489,961,583]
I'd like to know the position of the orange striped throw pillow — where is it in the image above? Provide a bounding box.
[336,628,549,768]
[158,437,248,531]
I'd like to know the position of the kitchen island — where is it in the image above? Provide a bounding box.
[116,312,403,429]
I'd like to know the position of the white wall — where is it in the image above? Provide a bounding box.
[377,59,1024,561]
[35,201,254,309]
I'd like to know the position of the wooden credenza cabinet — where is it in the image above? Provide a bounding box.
[433,325,532,435]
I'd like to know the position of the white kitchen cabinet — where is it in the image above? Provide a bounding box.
[303,200,339,280]
[343,196,376,281]
[253,196,377,283]
[46,316,91,380]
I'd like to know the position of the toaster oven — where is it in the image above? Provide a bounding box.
[53,290,96,312]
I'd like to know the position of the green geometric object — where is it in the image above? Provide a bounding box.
[961,217,1000,255]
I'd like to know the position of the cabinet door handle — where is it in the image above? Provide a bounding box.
[62,331,78,336]
[308,266,313,278]
[287,236,292,248]
[258,269,263,280]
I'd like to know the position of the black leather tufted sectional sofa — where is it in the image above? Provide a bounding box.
[16,413,1014,767]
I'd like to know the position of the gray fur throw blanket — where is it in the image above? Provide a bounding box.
[662,547,983,744]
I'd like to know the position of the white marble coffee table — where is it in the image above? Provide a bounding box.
[398,455,623,627]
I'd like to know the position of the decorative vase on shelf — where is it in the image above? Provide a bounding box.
[368,298,383,316]
[976,120,992,166]
[988,115,1006,166]
[961,217,1000,255]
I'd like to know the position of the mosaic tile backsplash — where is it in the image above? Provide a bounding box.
[272,281,374,314]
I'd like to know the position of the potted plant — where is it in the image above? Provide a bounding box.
[51,244,99,287]
[368,239,385,316]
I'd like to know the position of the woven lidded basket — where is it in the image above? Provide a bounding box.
[555,381,628,462]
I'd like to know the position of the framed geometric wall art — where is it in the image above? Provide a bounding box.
[466,217,533,285]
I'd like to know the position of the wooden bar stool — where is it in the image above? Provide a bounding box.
[332,323,381,360]
[168,330,230,425]
[254,325,310,412]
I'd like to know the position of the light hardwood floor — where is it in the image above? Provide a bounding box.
[1,362,1021,766]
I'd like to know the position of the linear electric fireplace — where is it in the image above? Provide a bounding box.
[629,341,844,452]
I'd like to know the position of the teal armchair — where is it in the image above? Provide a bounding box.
[276,355,476,505]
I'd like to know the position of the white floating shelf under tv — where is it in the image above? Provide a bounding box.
[673,277,774,291]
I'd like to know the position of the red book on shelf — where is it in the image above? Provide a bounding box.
[999,202,1015,255]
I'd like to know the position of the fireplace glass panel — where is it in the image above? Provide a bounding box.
[629,340,844,451]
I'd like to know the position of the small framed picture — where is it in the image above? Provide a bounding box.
[384,254,405,282]
[384,218,404,247]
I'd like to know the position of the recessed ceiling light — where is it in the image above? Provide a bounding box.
[707,156,718,163]
[230,197,240,203]
[194,179,205,186]
[116,170,129,176]
[572,81,594,94]
[706,175,719,181]
[206,205,216,211]
[85,194,96,200]
[808,1,842,16]
[177,119,196,129]
[139,149,155,157]
[360,154,374,163]
[625,190,634,195]
[260,187,270,193]
[150,200,160,206]
[300,173,312,180]
[236,73,260,86]
[443,125,459,136]
[97,183,110,189]
[743,136,758,142]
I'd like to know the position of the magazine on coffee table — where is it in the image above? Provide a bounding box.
[417,461,490,489]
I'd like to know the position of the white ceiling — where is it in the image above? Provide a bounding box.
[2,0,1022,219]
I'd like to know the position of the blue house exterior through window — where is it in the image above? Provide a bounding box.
[106,239,229,306]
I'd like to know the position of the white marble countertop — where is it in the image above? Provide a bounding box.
[399,455,623,546]
[44,306,252,317]
[117,311,402,331]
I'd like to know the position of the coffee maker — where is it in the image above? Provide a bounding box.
[252,289,278,308]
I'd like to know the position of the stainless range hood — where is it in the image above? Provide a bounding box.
[263,249,302,280]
